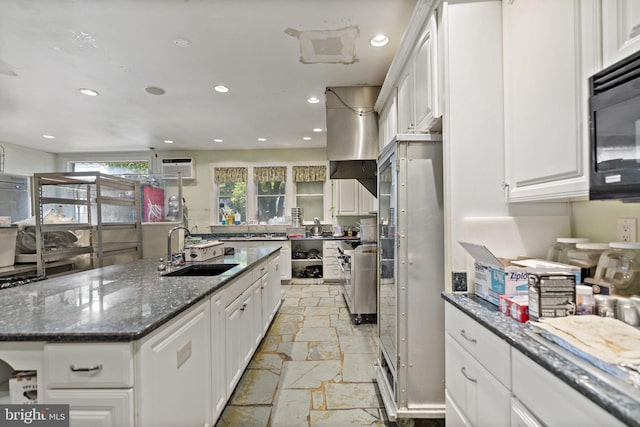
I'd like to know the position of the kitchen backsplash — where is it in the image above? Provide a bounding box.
[572,200,640,243]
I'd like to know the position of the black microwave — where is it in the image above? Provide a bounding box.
[589,49,640,201]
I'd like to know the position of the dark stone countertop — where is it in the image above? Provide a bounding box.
[442,292,640,427]
[0,246,280,343]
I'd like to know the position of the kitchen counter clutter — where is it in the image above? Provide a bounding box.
[0,246,282,426]
[442,293,640,427]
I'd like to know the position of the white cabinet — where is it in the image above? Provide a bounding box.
[444,305,511,426]
[378,95,398,151]
[135,299,212,427]
[210,291,227,421]
[397,70,414,133]
[322,240,341,281]
[225,284,256,395]
[512,349,625,427]
[602,0,640,68]
[510,397,543,427]
[502,0,599,202]
[332,179,375,215]
[264,254,282,328]
[46,389,134,427]
[43,343,135,427]
[413,12,440,131]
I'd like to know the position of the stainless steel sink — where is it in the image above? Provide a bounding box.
[162,263,239,277]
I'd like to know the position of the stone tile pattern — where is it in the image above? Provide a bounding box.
[216,284,443,427]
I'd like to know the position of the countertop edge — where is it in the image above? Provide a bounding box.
[441,292,640,427]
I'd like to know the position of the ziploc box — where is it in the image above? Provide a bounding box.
[460,242,581,306]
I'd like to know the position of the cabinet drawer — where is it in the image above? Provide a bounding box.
[252,260,268,282]
[512,350,625,427]
[445,303,510,387]
[445,335,511,427]
[44,343,133,388]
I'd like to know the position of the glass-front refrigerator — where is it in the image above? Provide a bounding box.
[376,133,445,422]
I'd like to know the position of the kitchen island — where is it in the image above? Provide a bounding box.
[442,293,640,427]
[0,246,282,427]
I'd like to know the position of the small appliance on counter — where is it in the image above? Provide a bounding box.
[586,242,640,296]
[185,240,224,262]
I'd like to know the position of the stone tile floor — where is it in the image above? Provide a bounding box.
[215,283,445,427]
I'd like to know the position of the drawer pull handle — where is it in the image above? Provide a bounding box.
[461,367,477,383]
[70,364,103,373]
[240,303,248,311]
[460,329,477,344]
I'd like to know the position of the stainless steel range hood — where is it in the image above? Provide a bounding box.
[326,86,380,196]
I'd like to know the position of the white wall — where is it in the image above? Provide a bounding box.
[0,141,56,175]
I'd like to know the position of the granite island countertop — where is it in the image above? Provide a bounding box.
[442,292,640,427]
[0,246,280,343]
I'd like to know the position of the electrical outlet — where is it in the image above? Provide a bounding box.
[616,218,637,242]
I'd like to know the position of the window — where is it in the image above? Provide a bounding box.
[214,167,247,223]
[254,166,287,223]
[72,161,149,175]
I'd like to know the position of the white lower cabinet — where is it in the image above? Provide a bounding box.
[46,389,134,427]
[445,389,470,427]
[225,285,255,396]
[43,343,135,427]
[135,299,212,427]
[322,241,341,281]
[510,397,542,427]
[210,291,227,422]
[511,349,625,427]
[445,335,511,427]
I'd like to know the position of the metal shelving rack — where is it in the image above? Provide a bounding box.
[34,172,142,277]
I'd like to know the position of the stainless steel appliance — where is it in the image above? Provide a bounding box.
[376,134,444,421]
[338,241,377,324]
[589,49,640,201]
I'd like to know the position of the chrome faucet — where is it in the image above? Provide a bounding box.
[167,226,191,265]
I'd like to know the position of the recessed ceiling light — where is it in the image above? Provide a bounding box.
[313,128,323,133]
[42,134,55,139]
[163,140,174,144]
[303,136,312,141]
[214,85,230,93]
[173,37,192,48]
[257,138,267,142]
[213,138,223,143]
[307,97,320,104]
[79,88,99,96]
[145,86,166,95]
[370,34,390,47]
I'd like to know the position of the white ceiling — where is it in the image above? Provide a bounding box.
[0,0,417,154]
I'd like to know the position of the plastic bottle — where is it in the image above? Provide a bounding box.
[234,212,241,225]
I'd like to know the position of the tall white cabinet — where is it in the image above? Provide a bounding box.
[502,0,600,202]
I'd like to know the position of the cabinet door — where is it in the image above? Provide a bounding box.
[358,186,375,215]
[136,300,211,427]
[397,70,414,133]
[225,291,254,395]
[503,0,599,201]
[279,242,292,280]
[268,254,282,318]
[602,0,640,68]
[445,334,511,427]
[414,12,440,131]
[210,293,227,422]
[511,397,543,427]
[45,389,133,427]
[334,180,358,215]
[445,390,471,427]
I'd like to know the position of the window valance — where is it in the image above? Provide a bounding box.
[214,167,248,183]
[292,165,326,182]
[253,166,286,183]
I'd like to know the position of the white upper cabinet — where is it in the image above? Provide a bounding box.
[397,70,414,133]
[414,12,440,131]
[378,95,398,152]
[602,0,640,68]
[332,179,375,216]
[503,0,600,202]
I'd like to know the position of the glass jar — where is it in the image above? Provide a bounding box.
[593,242,640,296]
[567,242,610,280]
[575,284,595,315]
[547,238,590,264]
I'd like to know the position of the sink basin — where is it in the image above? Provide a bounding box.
[163,263,239,277]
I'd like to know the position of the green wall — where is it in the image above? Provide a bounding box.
[572,200,640,243]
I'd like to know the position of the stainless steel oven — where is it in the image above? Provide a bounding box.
[589,49,640,201]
